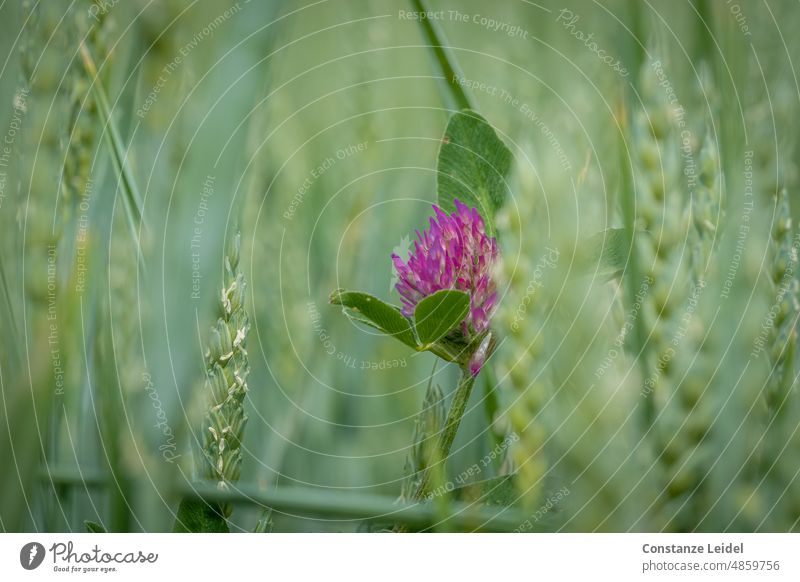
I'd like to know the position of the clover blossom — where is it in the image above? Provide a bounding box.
[392,199,499,346]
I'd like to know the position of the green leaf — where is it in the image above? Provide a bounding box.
[450,475,518,507]
[330,289,419,349]
[84,520,106,533]
[414,290,470,346]
[437,110,512,235]
[173,497,230,533]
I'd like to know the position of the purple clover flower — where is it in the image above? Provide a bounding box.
[392,199,499,345]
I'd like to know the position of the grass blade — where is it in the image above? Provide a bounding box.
[78,43,146,256]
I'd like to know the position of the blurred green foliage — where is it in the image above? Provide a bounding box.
[0,0,798,532]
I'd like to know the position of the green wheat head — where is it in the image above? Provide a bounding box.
[201,231,250,516]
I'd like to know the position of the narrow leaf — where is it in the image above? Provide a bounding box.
[414,289,469,346]
[330,289,419,348]
[437,110,512,235]
[79,43,146,261]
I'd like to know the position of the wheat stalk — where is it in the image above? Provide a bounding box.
[690,132,723,282]
[60,3,113,226]
[492,162,550,509]
[758,191,800,529]
[624,61,706,526]
[496,153,652,527]
[200,231,250,517]
[763,189,799,414]
[15,0,79,530]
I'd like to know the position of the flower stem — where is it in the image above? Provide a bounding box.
[409,0,475,112]
[412,367,476,501]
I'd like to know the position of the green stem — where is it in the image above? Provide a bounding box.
[0,257,20,361]
[183,481,522,531]
[693,0,714,65]
[413,367,476,500]
[617,100,652,431]
[626,0,645,93]
[409,0,475,111]
[482,363,504,461]
[425,339,466,364]
[39,466,530,531]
